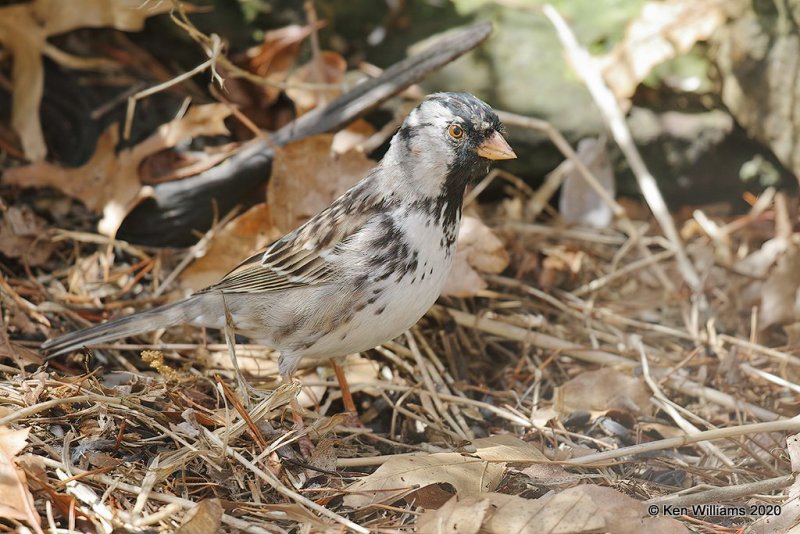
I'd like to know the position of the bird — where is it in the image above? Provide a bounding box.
[42,92,516,425]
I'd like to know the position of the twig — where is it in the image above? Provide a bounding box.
[639,339,735,467]
[572,248,675,297]
[567,417,800,465]
[496,110,675,292]
[664,374,782,422]
[443,307,635,368]
[202,428,369,534]
[154,206,240,297]
[542,4,702,295]
[720,334,800,367]
[740,363,800,395]
[646,475,795,506]
[37,457,274,533]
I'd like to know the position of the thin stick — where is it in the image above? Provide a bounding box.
[37,457,274,534]
[572,248,675,297]
[443,307,634,368]
[542,4,701,294]
[646,475,794,506]
[202,428,369,534]
[154,207,240,297]
[496,111,675,292]
[639,340,734,467]
[720,334,800,367]
[566,417,800,466]
[740,363,800,394]
[664,374,781,422]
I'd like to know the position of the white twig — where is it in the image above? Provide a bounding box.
[542,4,702,295]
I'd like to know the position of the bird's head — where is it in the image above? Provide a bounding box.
[384,92,516,198]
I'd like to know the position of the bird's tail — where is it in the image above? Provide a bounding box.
[42,297,203,357]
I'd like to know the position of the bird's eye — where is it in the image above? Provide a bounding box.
[448,124,464,139]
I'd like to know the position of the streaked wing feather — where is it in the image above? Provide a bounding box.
[198,197,377,294]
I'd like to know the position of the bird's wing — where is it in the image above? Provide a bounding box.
[199,187,381,294]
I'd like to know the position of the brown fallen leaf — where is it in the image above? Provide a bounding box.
[268,134,376,233]
[285,51,348,115]
[331,118,377,155]
[0,205,54,266]
[343,435,546,509]
[758,236,800,328]
[419,487,687,534]
[0,0,175,160]
[600,0,725,100]
[558,138,615,228]
[469,434,549,463]
[181,203,280,291]
[0,426,43,534]
[441,215,509,297]
[343,451,503,509]
[178,498,223,534]
[236,23,322,106]
[5,103,232,236]
[553,368,651,415]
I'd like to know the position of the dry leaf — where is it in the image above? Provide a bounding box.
[238,24,320,105]
[419,486,687,534]
[5,104,231,236]
[553,368,651,415]
[308,439,337,473]
[519,463,576,486]
[286,51,347,115]
[735,235,800,328]
[418,494,493,534]
[181,203,280,291]
[441,249,489,297]
[749,433,800,533]
[0,426,43,533]
[469,434,548,463]
[558,138,615,228]
[178,498,223,534]
[332,118,377,155]
[758,237,800,328]
[0,0,174,160]
[600,0,724,100]
[0,338,44,368]
[343,451,503,509]
[0,205,54,266]
[268,134,376,233]
[343,435,546,509]
[441,215,509,297]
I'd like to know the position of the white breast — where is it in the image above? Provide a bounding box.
[300,208,456,360]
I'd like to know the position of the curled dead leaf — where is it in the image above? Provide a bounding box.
[268,134,376,233]
[236,23,322,105]
[558,138,615,228]
[0,426,43,533]
[757,237,800,328]
[286,51,347,114]
[178,498,223,534]
[0,205,54,266]
[343,435,547,509]
[5,104,232,237]
[553,368,651,415]
[442,215,509,297]
[181,203,280,291]
[419,486,687,534]
[600,0,724,100]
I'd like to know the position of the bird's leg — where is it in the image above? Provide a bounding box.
[331,359,362,427]
[282,373,315,457]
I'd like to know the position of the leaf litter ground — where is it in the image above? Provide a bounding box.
[2,179,800,533]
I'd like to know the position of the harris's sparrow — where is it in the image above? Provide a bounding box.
[43,92,516,416]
